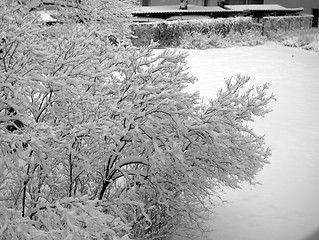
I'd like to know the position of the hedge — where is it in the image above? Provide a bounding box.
[131,17,262,47]
[262,15,313,35]
[130,15,314,48]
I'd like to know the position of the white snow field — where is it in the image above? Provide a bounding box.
[174,42,319,240]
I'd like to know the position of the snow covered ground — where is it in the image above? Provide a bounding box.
[175,42,319,240]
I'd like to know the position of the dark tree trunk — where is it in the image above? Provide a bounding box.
[142,0,149,6]
[180,0,188,10]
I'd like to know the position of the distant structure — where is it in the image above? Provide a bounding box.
[139,0,319,26]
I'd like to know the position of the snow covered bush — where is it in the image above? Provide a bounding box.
[179,29,265,49]
[262,15,313,36]
[0,197,130,240]
[131,17,263,48]
[0,1,275,240]
[267,28,319,52]
[179,31,216,49]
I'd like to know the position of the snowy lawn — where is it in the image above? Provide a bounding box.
[172,42,319,240]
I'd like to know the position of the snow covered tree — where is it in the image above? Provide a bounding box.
[0,1,275,240]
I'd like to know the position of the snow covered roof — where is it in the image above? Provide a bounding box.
[132,4,304,19]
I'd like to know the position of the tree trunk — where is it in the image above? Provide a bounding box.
[142,0,149,6]
[180,0,188,10]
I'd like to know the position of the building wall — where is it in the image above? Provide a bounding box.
[141,0,263,5]
[140,0,319,15]
[144,0,209,5]
[144,0,178,5]
[225,0,263,4]
[264,0,319,14]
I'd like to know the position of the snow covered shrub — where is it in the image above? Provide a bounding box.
[179,32,216,49]
[266,28,319,52]
[0,197,130,240]
[0,0,135,239]
[262,15,313,36]
[132,17,263,48]
[179,29,265,49]
[224,29,266,47]
[1,1,275,240]
[179,17,264,49]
